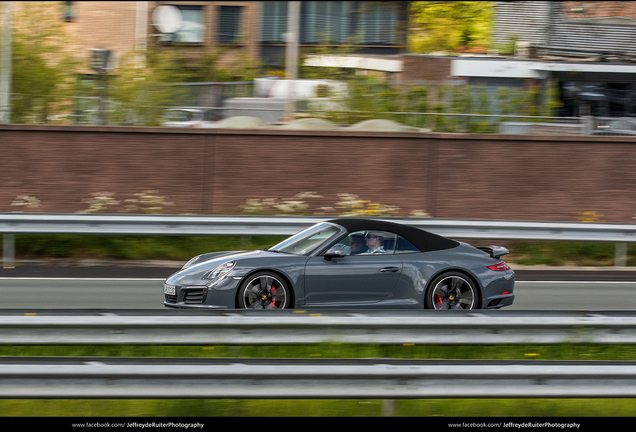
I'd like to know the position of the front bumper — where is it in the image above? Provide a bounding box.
[163,301,229,309]
[163,282,238,309]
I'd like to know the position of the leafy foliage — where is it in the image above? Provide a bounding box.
[305,74,560,132]
[8,2,79,123]
[101,47,261,126]
[409,1,494,53]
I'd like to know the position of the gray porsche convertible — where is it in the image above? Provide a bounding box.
[163,218,515,310]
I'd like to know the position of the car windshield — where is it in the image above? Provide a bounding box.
[268,222,342,256]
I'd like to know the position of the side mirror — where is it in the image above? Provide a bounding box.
[324,247,346,261]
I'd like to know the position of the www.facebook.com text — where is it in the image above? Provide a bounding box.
[448,422,581,429]
[71,422,205,429]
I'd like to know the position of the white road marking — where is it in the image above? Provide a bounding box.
[0,277,165,281]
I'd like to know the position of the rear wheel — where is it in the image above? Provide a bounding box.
[238,272,291,309]
[425,272,479,310]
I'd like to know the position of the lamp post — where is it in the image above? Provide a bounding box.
[0,1,12,124]
[284,1,300,122]
[90,49,114,125]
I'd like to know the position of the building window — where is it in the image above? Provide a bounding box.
[357,2,399,45]
[218,6,242,44]
[261,1,401,46]
[262,1,287,43]
[161,5,204,44]
[301,1,360,44]
[62,1,75,22]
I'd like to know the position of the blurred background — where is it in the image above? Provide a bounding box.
[3,1,636,132]
[4,2,636,419]
[3,1,636,258]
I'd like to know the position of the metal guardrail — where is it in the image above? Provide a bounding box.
[2,213,636,267]
[3,312,636,400]
[2,312,636,345]
[2,358,635,399]
[4,212,636,239]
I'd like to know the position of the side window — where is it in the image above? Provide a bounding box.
[395,236,421,254]
[329,231,365,255]
[329,231,396,255]
[361,231,395,255]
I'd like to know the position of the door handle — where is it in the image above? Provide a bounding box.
[380,267,399,273]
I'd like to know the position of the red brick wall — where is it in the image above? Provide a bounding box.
[399,56,453,83]
[2,124,636,223]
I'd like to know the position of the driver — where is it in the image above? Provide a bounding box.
[364,231,386,254]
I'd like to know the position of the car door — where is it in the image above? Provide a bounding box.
[303,231,403,306]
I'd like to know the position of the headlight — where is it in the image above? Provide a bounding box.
[202,260,236,281]
[182,255,203,270]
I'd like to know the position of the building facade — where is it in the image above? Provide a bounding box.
[492,1,636,117]
[44,1,406,74]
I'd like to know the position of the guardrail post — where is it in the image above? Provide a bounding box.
[615,242,627,267]
[2,234,15,268]
[382,399,395,417]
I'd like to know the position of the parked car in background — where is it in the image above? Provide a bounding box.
[592,118,636,136]
[162,107,220,127]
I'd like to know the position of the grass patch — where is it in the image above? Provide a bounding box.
[3,343,636,360]
[2,345,634,417]
[14,234,286,261]
[507,240,627,266]
[2,398,636,417]
[12,235,636,267]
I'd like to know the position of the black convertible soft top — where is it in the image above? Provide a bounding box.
[327,218,459,253]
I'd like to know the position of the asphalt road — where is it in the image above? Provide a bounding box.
[1,265,635,310]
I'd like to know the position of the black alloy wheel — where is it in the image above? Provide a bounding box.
[426,272,478,310]
[238,272,291,309]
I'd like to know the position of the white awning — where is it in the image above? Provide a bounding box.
[451,59,545,79]
[451,58,636,78]
[532,62,636,73]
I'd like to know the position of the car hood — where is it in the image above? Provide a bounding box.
[165,249,289,286]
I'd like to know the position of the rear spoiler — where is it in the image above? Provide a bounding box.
[477,246,509,259]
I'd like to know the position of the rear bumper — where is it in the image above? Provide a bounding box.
[480,270,515,309]
[483,293,515,309]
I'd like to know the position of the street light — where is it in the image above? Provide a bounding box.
[284,1,300,122]
[89,49,117,125]
[0,1,13,124]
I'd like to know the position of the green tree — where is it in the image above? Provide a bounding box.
[309,74,405,125]
[104,47,261,126]
[409,1,494,53]
[104,51,178,126]
[7,2,79,123]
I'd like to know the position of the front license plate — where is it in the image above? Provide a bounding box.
[164,284,176,295]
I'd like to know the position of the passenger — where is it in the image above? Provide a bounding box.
[364,231,386,254]
[349,233,366,255]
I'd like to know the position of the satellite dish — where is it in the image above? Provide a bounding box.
[152,5,183,34]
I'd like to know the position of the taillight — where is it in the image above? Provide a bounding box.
[487,262,510,271]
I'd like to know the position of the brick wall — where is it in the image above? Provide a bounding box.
[399,56,453,83]
[2,124,636,223]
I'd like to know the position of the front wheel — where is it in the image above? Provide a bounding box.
[425,272,479,310]
[238,272,291,309]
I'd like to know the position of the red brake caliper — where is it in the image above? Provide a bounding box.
[271,287,277,307]
[435,294,443,305]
